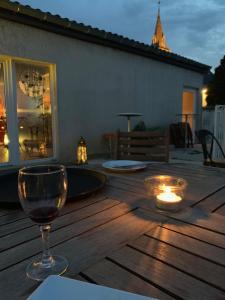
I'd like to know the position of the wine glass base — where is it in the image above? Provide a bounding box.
[26,255,68,281]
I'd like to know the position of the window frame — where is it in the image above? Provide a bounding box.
[0,56,58,167]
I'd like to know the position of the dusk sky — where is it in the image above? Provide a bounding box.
[18,0,225,70]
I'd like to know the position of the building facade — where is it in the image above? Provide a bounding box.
[0,0,210,166]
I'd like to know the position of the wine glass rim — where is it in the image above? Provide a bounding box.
[19,164,66,176]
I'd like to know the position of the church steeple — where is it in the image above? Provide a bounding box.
[151,1,170,52]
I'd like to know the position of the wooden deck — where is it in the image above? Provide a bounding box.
[1,162,225,299]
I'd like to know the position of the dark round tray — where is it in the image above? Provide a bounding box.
[0,167,107,209]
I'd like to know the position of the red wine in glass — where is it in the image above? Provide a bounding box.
[29,207,59,224]
[18,165,68,281]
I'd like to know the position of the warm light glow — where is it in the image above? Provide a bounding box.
[39,143,47,156]
[77,136,87,164]
[19,126,24,129]
[201,88,208,108]
[3,132,9,146]
[157,186,182,203]
[77,145,87,164]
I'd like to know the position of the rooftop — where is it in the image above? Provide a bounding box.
[0,0,210,74]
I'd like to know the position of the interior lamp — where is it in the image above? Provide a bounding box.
[3,132,9,148]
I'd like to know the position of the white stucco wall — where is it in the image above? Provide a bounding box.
[0,19,204,162]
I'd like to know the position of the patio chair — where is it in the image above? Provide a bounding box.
[170,122,193,148]
[115,129,169,162]
[195,129,225,167]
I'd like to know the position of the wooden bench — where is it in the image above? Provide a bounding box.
[115,129,169,162]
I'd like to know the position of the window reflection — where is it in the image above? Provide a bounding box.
[16,63,53,160]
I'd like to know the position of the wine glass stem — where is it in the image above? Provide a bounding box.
[40,224,53,267]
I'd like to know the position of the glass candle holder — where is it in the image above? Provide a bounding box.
[144,175,187,212]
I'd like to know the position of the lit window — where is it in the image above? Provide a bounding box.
[201,88,208,108]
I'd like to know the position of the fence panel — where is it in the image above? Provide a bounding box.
[213,105,225,161]
[202,109,215,133]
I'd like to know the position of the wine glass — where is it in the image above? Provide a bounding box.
[18,165,68,281]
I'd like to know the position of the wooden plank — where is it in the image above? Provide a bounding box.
[193,187,225,213]
[118,146,166,154]
[73,274,90,282]
[0,209,17,217]
[97,164,225,191]
[107,176,225,208]
[92,161,225,179]
[0,208,165,300]
[82,259,174,300]
[104,185,141,205]
[106,164,224,186]
[118,139,166,146]
[132,165,224,182]
[116,130,169,162]
[0,202,133,271]
[167,207,225,235]
[165,163,225,177]
[0,193,108,227]
[119,131,166,138]
[130,234,225,290]
[0,194,108,236]
[161,219,225,249]
[108,246,225,300]
[215,205,225,216]
[142,164,225,180]
[107,171,206,188]
[101,168,225,212]
[0,198,120,252]
[107,178,146,196]
[118,154,166,162]
[0,210,26,226]
[145,226,225,266]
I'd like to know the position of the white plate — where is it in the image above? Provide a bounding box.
[102,160,147,172]
[28,275,156,300]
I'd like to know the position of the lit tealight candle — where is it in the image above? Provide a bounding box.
[156,186,182,212]
[157,186,182,203]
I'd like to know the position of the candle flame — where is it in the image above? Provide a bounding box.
[4,133,9,146]
[157,184,182,203]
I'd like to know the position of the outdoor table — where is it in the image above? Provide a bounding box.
[117,113,143,132]
[1,162,225,299]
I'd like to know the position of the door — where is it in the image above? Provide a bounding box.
[182,89,197,141]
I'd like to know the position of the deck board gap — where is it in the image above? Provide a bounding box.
[159,225,225,251]
[0,204,136,254]
[127,244,225,293]
[0,196,109,227]
[144,234,225,268]
[164,216,225,236]
[212,202,225,213]
[105,257,183,300]
[0,199,120,240]
[0,203,120,253]
[79,272,98,284]
[191,185,225,208]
